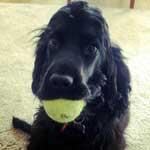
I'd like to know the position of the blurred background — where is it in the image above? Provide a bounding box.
[0,0,150,8]
[0,0,150,150]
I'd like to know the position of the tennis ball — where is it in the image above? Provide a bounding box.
[42,99,85,123]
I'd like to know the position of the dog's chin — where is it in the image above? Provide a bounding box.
[37,83,90,100]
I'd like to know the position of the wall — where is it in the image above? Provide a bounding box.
[88,0,150,9]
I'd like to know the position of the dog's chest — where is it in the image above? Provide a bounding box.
[47,122,93,146]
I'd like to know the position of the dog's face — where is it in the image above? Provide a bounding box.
[32,2,110,100]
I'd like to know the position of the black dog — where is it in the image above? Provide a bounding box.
[13,1,131,150]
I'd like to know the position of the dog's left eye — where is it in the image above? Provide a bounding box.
[48,38,60,50]
[84,45,98,58]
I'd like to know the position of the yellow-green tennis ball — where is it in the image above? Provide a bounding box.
[42,99,85,123]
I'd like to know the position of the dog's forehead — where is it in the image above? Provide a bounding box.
[49,8,102,39]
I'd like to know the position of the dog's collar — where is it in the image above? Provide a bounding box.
[60,123,68,133]
[60,118,86,134]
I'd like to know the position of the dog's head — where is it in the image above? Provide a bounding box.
[32,1,111,100]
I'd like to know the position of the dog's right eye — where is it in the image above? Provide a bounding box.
[48,38,60,50]
[83,44,98,59]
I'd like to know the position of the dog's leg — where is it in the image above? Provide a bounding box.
[112,112,129,150]
[12,117,48,150]
[109,113,129,150]
[27,108,62,150]
[92,112,129,150]
[27,122,48,150]
[12,117,31,134]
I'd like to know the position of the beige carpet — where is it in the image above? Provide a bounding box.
[0,3,150,150]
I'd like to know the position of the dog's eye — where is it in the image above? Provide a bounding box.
[84,45,98,58]
[48,38,59,50]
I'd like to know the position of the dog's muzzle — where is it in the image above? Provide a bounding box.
[37,62,90,100]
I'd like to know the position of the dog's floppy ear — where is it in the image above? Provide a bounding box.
[32,30,48,95]
[92,8,131,112]
[103,45,131,116]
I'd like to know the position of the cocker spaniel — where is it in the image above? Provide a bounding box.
[13,1,131,150]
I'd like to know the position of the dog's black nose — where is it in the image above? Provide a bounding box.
[49,73,73,88]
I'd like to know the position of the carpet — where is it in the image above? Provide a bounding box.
[0,3,150,150]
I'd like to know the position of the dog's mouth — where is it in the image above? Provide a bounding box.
[37,83,103,103]
[37,80,90,100]
[35,64,103,101]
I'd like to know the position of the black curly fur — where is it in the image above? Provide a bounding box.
[13,1,131,150]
